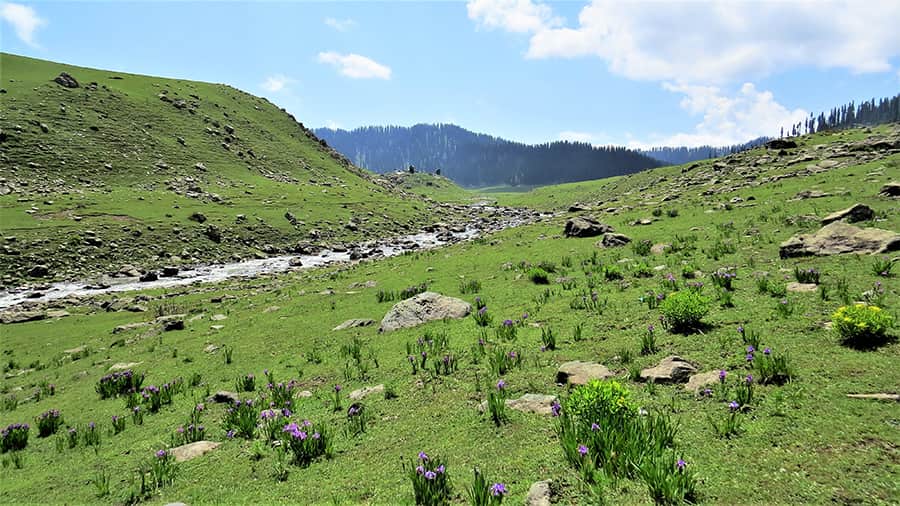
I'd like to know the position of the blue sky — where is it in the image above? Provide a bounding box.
[2,1,899,147]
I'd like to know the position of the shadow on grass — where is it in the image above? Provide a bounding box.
[840,333,897,351]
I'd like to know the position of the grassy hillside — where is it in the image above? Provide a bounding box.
[0,53,456,287]
[1,123,897,504]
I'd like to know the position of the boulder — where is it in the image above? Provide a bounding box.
[779,222,900,258]
[821,204,874,225]
[650,243,670,255]
[349,384,384,401]
[684,371,720,393]
[505,394,559,415]
[139,271,158,282]
[556,361,613,386]
[878,182,900,198]
[108,362,142,372]
[170,441,221,463]
[333,318,375,331]
[786,282,818,293]
[379,292,471,332]
[161,266,179,277]
[157,314,185,331]
[27,264,50,277]
[792,190,831,200]
[113,322,151,334]
[0,310,47,324]
[598,233,631,248]
[640,356,697,383]
[53,72,79,88]
[525,480,553,506]
[564,217,613,238]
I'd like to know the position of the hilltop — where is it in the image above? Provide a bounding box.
[0,54,477,287]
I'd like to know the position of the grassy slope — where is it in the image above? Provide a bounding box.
[0,53,445,286]
[2,122,899,502]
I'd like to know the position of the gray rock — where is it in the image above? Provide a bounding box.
[53,72,79,88]
[349,384,384,401]
[684,371,720,393]
[556,361,613,386]
[564,217,613,238]
[169,441,221,462]
[846,393,899,401]
[0,310,47,324]
[333,318,375,331]
[821,204,874,225]
[525,480,553,506]
[157,314,185,331]
[505,394,559,415]
[27,265,49,277]
[793,189,831,200]
[641,356,697,383]
[878,182,900,198]
[779,221,900,258]
[786,282,818,293]
[189,212,207,223]
[108,362,142,372]
[379,292,471,332]
[113,322,151,334]
[599,233,632,248]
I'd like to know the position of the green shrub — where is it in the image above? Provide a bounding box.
[528,268,550,284]
[832,304,894,346]
[660,291,710,333]
[564,380,636,423]
[632,239,653,256]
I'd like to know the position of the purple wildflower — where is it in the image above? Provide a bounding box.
[436,464,445,474]
[677,459,686,471]
[424,470,436,480]
[415,465,424,475]
[418,451,429,461]
[496,379,506,390]
[728,401,740,411]
[155,449,167,459]
[763,347,771,355]
[491,483,507,497]
[719,370,727,382]
[334,384,342,392]
[550,401,561,417]
[577,444,588,456]
[591,422,600,431]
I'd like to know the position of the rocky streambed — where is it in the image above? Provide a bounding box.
[0,205,551,312]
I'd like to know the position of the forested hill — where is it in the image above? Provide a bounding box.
[313,124,661,187]
[639,137,770,166]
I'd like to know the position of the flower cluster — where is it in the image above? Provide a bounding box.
[406,452,452,506]
[96,369,144,399]
[36,409,63,437]
[1,423,29,452]
[281,420,330,467]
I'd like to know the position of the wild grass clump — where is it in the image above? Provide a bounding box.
[710,267,736,291]
[36,409,62,437]
[660,291,710,333]
[872,256,894,277]
[1,423,29,452]
[793,267,820,284]
[632,239,653,256]
[752,347,794,385]
[832,304,894,347]
[640,325,658,355]
[96,370,144,399]
[528,267,550,284]
[488,348,523,376]
[487,380,509,426]
[467,467,507,505]
[708,401,743,438]
[459,279,482,294]
[539,327,557,351]
[223,399,257,439]
[235,373,256,392]
[404,452,452,506]
[281,420,332,467]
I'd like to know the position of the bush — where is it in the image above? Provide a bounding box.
[564,380,636,423]
[832,304,894,346]
[96,370,144,399]
[1,423,29,452]
[405,452,452,506]
[660,291,710,333]
[281,420,332,467]
[793,267,820,284]
[632,239,653,256]
[528,268,550,284]
[36,409,63,437]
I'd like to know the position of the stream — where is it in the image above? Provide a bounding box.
[0,207,551,311]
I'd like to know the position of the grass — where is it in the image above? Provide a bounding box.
[1,55,899,505]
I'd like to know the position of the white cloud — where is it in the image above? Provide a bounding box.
[324,17,357,31]
[558,131,595,143]
[627,82,808,148]
[317,51,392,80]
[260,74,294,93]
[467,0,561,33]
[469,0,900,83]
[1,2,46,47]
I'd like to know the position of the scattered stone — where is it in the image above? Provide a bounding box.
[878,182,900,198]
[793,190,831,200]
[210,391,239,404]
[505,394,559,415]
[170,441,221,462]
[525,480,553,506]
[846,393,899,401]
[113,321,151,334]
[0,310,47,324]
[288,257,304,267]
[556,361,613,386]
[27,265,49,277]
[157,314,186,331]
[632,218,654,226]
[349,384,384,401]
[684,371,720,393]
[821,203,875,225]
[161,266,179,277]
[210,314,227,321]
[640,356,697,383]
[651,243,670,255]
[598,232,632,248]
[379,292,471,332]
[203,344,220,353]
[333,318,375,331]
[46,310,70,319]
[53,72,79,88]
[766,138,797,149]
[563,217,613,238]
[140,271,159,282]
[779,221,900,258]
[786,282,818,293]
[189,212,207,223]
[108,362,142,372]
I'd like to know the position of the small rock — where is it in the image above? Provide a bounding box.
[333,318,375,331]
[53,72,79,88]
[210,391,239,404]
[564,217,614,238]
[556,361,613,386]
[525,480,553,506]
[598,233,631,248]
[786,282,818,293]
[684,371,720,393]
[349,384,384,401]
[108,362,142,372]
[170,441,221,462]
[203,344,220,353]
[821,203,874,225]
[846,393,899,401]
[379,292,471,332]
[878,182,900,198]
[210,314,227,321]
[640,356,697,383]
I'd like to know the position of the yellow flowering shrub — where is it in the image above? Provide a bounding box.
[831,304,894,344]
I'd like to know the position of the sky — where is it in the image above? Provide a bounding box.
[2,1,899,148]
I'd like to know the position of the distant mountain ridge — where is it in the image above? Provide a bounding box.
[314,124,662,187]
